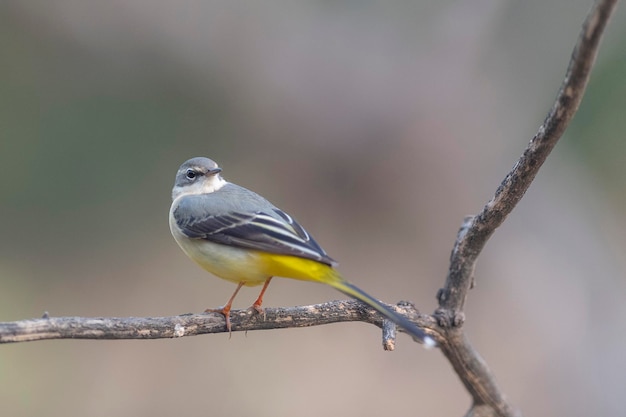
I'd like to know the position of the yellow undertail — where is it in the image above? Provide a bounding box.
[258,252,433,345]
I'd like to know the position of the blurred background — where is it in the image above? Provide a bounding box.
[1,1,625,416]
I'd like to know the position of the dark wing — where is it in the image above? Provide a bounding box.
[175,205,337,266]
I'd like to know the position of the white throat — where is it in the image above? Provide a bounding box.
[200,174,227,193]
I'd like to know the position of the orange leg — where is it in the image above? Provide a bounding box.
[250,277,273,317]
[205,281,245,334]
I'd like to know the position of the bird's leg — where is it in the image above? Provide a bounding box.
[250,277,273,318]
[205,281,245,335]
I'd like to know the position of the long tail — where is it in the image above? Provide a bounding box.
[325,273,435,347]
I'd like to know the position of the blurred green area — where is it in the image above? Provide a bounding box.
[570,51,626,206]
[1,1,626,417]
[0,8,233,263]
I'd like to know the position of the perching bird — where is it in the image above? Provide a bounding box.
[169,157,434,347]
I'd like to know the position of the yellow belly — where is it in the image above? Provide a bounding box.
[170,215,337,286]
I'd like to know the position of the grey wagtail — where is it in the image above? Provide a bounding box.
[169,157,434,347]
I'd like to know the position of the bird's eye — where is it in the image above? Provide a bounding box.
[185,169,197,180]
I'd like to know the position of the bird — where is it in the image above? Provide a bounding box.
[169,156,435,347]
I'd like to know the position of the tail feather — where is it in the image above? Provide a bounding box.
[324,272,435,347]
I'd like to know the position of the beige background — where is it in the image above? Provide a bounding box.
[2,1,626,416]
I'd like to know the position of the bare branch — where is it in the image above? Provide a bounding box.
[438,0,618,315]
[0,300,438,347]
[433,1,618,416]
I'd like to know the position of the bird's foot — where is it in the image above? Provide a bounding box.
[248,303,266,320]
[205,306,233,337]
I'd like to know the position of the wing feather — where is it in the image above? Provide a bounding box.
[174,204,337,266]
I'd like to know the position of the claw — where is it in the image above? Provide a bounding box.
[250,277,272,321]
[205,305,233,335]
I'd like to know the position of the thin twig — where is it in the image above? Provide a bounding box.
[0,300,437,345]
[434,1,617,416]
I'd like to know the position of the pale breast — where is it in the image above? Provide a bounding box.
[169,208,270,286]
